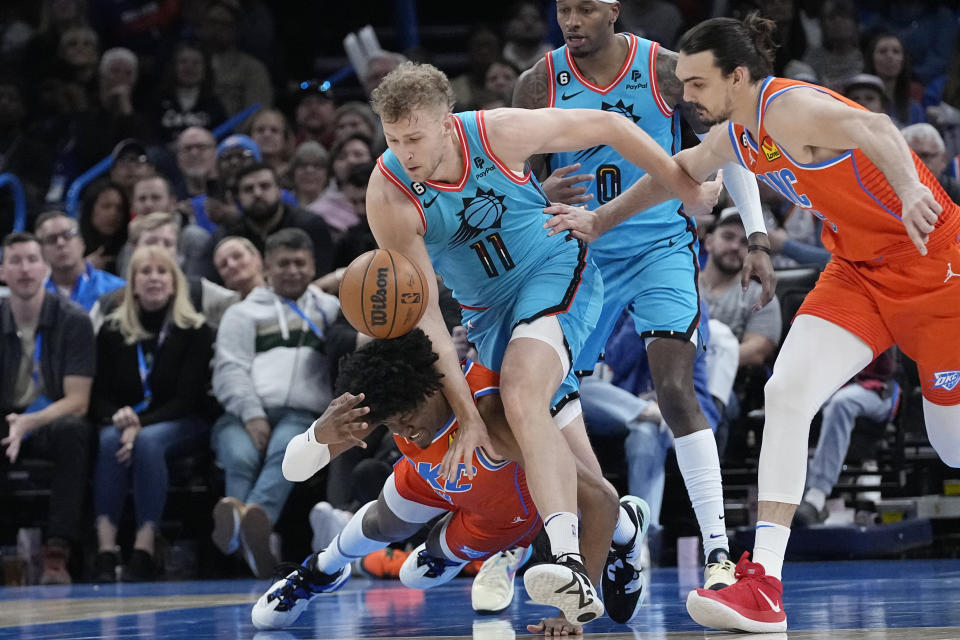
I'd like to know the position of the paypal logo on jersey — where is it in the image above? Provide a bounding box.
[417,461,474,493]
[757,169,812,208]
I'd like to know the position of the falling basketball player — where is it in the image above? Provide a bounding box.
[546,13,960,633]
[365,61,720,622]
[251,329,634,635]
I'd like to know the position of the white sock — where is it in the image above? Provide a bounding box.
[674,429,728,560]
[543,511,581,558]
[753,521,790,580]
[315,502,385,574]
[803,487,826,511]
[611,503,637,545]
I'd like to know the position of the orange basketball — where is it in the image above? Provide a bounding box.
[339,249,429,339]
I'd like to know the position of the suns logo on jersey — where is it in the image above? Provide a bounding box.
[761,136,781,162]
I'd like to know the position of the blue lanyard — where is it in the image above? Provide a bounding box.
[31,331,42,388]
[285,299,326,339]
[132,324,169,413]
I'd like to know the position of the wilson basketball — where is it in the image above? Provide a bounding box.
[339,249,429,339]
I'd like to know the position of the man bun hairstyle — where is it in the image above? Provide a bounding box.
[677,13,778,81]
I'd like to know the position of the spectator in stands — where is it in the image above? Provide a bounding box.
[0,232,94,584]
[617,0,685,49]
[248,108,293,179]
[501,3,552,72]
[362,52,407,97]
[216,133,261,192]
[78,180,129,274]
[200,0,273,117]
[213,236,265,299]
[333,102,379,147]
[699,209,782,370]
[151,41,227,147]
[305,134,372,237]
[794,347,899,527]
[209,228,341,577]
[863,32,925,127]
[175,126,222,232]
[450,28,501,110]
[483,59,520,106]
[131,175,178,219]
[22,0,90,82]
[54,25,99,110]
[201,163,335,282]
[36,210,125,310]
[90,246,216,582]
[861,1,957,85]
[801,0,861,89]
[107,138,155,200]
[292,81,335,148]
[288,141,329,209]
[901,123,960,203]
[74,47,153,172]
[333,161,377,268]
[842,73,888,115]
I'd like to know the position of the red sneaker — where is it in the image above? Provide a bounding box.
[685,552,787,633]
[358,548,410,579]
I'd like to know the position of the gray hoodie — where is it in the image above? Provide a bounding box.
[213,284,340,422]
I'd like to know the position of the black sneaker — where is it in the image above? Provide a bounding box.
[603,496,651,623]
[123,549,157,582]
[793,500,829,528]
[523,552,605,624]
[94,550,119,583]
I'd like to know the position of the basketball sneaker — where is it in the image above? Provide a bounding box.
[603,495,651,623]
[471,546,533,614]
[251,553,351,630]
[356,547,409,579]
[686,551,787,633]
[703,547,738,590]
[398,543,467,589]
[523,553,604,624]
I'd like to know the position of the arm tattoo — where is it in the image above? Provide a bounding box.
[657,46,710,135]
[513,58,551,178]
[512,59,549,110]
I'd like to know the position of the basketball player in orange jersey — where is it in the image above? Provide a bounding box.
[251,330,619,635]
[546,14,960,633]
[365,62,720,622]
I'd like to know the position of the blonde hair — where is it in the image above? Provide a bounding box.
[128,211,179,245]
[107,245,204,344]
[370,62,455,123]
[213,235,260,259]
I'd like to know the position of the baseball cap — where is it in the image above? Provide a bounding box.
[111,138,149,165]
[707,206,743,233]
[842,73,885,95]
[216,133,262,161]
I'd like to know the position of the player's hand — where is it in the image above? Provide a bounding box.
[543,203,601,243]
[244,417,271,453]
[900,184,942,256]
[310,392,370,449]
[541,163,594,205]
[439,415,493,481]
[743,234,777,311]
[682,168,723,218]
[527,615,583,636]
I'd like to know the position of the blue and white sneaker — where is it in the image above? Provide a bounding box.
[603,495,651,623]
[251,553,351,630]
[398,543,467,589]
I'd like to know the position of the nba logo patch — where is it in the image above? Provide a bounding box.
[932,370,960,391]
[761,136,781,162]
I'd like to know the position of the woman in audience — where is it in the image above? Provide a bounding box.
[90,246,217,582]
[863,31,925,127]
[288,141,329,209]
[307,134,373,237]
[248,108,293,180]
[79,180,129,274]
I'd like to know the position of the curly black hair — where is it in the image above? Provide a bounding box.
[334,329,445,425]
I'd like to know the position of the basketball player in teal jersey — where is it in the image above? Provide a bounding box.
[366,62,720,625]
[501,0,778,618]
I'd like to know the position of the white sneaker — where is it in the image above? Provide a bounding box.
[398,542,466,589]
[251,553,351,630]
[523,554,605,624]
[602,495,651,623]
[309,502,352,552]
[471,546,532,614]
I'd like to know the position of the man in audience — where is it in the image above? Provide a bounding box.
[293,82,336,148]
[176,127,221,233]
[209,228,342,578]
[36,211,124,311]
[0,233,95,584]
[901,123,960,203]
[201,163,334,282]
[107,138,155,200]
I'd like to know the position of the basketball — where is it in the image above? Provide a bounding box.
[339,249,429,339]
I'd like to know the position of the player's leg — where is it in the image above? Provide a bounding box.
[923,400,960,467]
[686,314,877,633]
[252,473,445,630]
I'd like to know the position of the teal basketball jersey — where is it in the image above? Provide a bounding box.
[377,110,588,310]
[546,33,685,259]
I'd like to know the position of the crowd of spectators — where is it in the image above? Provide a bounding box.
[0,0,957,585]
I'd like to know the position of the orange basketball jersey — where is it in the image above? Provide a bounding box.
[392,360,536,518]
[728,77,960,263]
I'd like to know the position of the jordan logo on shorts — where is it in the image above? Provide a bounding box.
[945,263,960,283]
